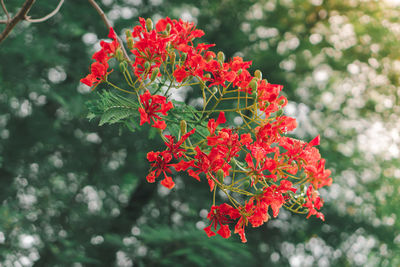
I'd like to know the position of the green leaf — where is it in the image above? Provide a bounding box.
[86,90,140,128]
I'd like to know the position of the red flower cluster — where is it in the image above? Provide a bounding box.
[128,17,208,80]
[82,17,332,243]
[81,28,119,87]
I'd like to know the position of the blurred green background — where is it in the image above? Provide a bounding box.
[1,0,400,266]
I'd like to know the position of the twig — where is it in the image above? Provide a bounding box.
[1,0,10,22]
[0,0,36,44]
[87,0,131,62]
[25,0,64,23]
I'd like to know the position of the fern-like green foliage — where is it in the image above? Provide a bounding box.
[86,90,140,130]
[87,90,211,142]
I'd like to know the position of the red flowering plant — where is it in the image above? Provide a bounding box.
[82,17,332,243]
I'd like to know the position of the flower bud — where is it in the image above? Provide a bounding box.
[254,70,262,80]
[150,67,160,81]
[127,37,134,50]
[169,52,176,66]
[205,54,213,62]
[166,23,171,34]
[116,48,124,61]
[212,87,218,94]
[204,73,211,79]
[242,180,250,189]
[276,109,283,117]
[146,18,153,32]
[181,53,187,63]
[125,29,132,39]
[278,98,286,106]
[237,69,243,75]
[119,61,128,72]
[180,120,187,135]
[252,88,258,97]
[249,78,258,92]
[300,184,305,193]
[217,51,225,64]
[216,169,224,183]
[144,61,151,70]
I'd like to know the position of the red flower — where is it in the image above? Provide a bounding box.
[207,128,242,162]
[164,129,196,159]
[309,135,320,147]
[240,133,253,145]
[80,62,110,87]
[244,153,268,186]
[92,49,108,64]
[305,159,332,189]
[173,65,188,82]
[260,181,296,218]
[204,203,238,238]
[187,145,232,191]
[233,203,252,243]
[207,112,226,135]
[138,90,173,130]
[146,150,175,189]
[247,199,269,228]
[95,28,119,62]
[303,185,325,221]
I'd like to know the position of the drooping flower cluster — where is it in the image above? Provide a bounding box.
[81,28,119,88]
[81,17,332,243]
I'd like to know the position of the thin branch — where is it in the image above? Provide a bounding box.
[0,0,36,44]
[0,20,7,24]
[1,0,10,22]
[87,0,131,61]
[25,0,64,23]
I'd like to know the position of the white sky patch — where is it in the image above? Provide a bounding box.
[163,85,192,103]
[284,102,318,138]
[82,186,102,212]
[309,33,322,45]
[313,68,330,82]
[19,235,39,249]
[384,0,400,6]
[357,121,400,160]
[0,232,5,244]
[48,67,67,84]
[82,33,98,45]
[86,133,102,144]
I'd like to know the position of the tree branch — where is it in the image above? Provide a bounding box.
[25,0,64,23]
[1,0,10,22]
[0,0,36,44]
